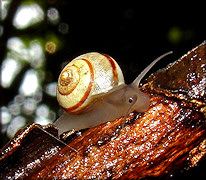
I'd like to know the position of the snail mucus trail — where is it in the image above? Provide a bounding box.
[54,51,173,135]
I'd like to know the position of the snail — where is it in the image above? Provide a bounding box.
[54,52,172,135]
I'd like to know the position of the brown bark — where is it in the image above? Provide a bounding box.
[0,41,206,179]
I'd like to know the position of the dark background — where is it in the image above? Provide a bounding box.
[0,0,205,179]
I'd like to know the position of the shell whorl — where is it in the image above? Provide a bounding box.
[57,52,125,114]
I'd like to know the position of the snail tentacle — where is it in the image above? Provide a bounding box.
[132,51,173,89]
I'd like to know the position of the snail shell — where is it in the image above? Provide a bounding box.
[57,52,125,114]
[55,51,172,134]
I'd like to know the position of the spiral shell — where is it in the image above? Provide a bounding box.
[57,52,125,114]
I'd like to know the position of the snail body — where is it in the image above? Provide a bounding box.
[55,52,172,134]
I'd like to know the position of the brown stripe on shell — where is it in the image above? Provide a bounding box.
[64,58,94,113]
[101,53,119,85]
